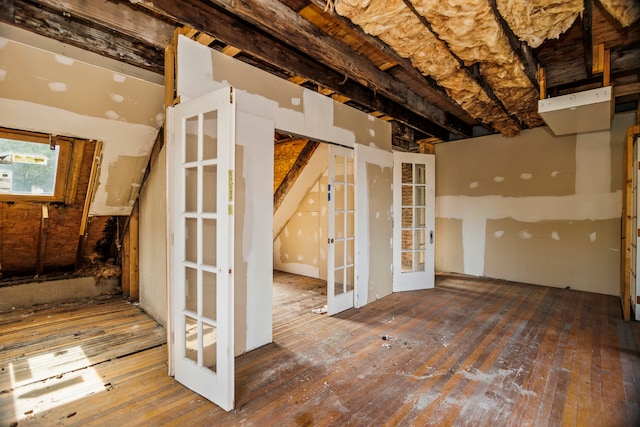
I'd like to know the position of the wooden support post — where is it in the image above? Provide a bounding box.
[418,140,436,154]
[592,43,605,74]
[65,140,85,204]
[538,66,546,100]
[76,141,102,269]
[129,201,140,302]
[622,125,640,321]
[122,225,130,297]
[603,48,611,87]
[35,204,49,276]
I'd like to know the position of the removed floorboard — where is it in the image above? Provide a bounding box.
[1,273,639,425]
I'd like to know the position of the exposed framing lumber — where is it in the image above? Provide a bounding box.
[145,0,467,138]
[487,0,540,90]
[622,124,640,321]
[27,0,174,48]
[614,82,640,98]
[583,0,594,79]
[400,0,522,130]
[65,139,85,205]
[303,1,478,128]
[128,201,139,302]
[76,141,102,269]
[274,140,320,212]
[35,204,49,276]
[0,0,165,74]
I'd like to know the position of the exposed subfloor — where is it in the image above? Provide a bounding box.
[1,272,639,426]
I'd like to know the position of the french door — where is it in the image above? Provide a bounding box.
[393,152,435,292]
[168,87,235,411]
[327,145,355,315]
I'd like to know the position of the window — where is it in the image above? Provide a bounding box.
[0,128,72,203]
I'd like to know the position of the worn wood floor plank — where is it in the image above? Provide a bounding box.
[1,272,639,426]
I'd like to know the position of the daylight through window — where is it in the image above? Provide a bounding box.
[0,128,72,203]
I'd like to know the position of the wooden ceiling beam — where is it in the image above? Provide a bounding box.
[26,0,175,48]
[488,0,540,90]
[0,0,165,74]
[147,0,456,133]
[583,0,594,79]
[400,0,521,131]
[303,0,478,126]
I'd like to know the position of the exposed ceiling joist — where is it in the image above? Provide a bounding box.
[147,0,459,136]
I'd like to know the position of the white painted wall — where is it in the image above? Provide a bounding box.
[273,165,328,279]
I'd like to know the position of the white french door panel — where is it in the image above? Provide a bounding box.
[327,145,355,316]
[393,151,435,292]
[168,87,235,411]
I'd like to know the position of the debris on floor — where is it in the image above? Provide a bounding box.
[311,304,327,314]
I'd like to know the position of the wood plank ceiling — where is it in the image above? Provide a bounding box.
[1,0,639,150]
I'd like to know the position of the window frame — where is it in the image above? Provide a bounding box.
[0,127,73,203]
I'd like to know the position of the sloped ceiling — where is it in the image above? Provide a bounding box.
[0,0,639,149]
[0,26,164,215]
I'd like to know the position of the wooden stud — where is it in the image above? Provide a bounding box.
[76,142,102,269]
[318,86,334,96]
[164,44,176,110]
[179,26,198,39]
[592,43,605,74]
[418,138,438,154]
[621,125,640,321]
[331,93,351,103]
[65,139,85,205]
[221,45,242,57]
[78,142,102,238]
[129,201,140,302]
[614,83,640,98]
[538,66,546,100]
[603,48,611,87]
[35,204,49,276]
[195,33,216,46]
[122,223,130,298]
[287,76,308,85]
[378,61,397,71]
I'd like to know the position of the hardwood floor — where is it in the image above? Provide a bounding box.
[1,272,639,426]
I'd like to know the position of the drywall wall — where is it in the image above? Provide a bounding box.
[274,144,328,240]
[0,25,164,216]
[435,112,636,295]
[274,165,329,279]
[139,143,167,327]
[176,36,391,152]
[160,35,392,354]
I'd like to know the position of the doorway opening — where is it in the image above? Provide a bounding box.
[272,131,354,325]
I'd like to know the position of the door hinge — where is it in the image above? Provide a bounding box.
[229,87,233,103]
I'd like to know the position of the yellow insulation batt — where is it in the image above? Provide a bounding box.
[335,0,540,133]
[598,0,640,27]
[496,0,583,48]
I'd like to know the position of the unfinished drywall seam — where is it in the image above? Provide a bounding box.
[437,192,622,222]
[575,130,611,195]
[0,98,160,215]
[462,217,487,276]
